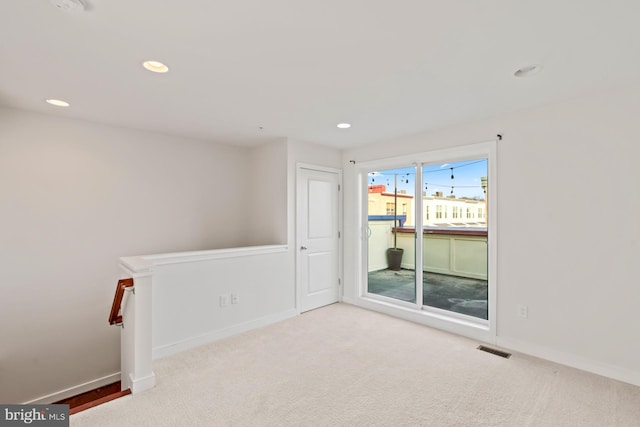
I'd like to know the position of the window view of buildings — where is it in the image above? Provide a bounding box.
[367,185,487,228]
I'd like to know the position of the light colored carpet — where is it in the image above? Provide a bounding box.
[71,303,640,426]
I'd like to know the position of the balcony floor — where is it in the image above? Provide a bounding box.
[367,269,488,320]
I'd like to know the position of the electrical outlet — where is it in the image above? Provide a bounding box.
[517,304,528,318]
[231,292,239,305]
[220,294,229,307]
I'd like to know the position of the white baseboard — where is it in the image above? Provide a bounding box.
[23,372,121,405]
[129,372,156,395]
[342,296,357,305]
[497,336,640,387]
[152,309,298,360]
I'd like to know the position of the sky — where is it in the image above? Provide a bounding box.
[368,158,488,199]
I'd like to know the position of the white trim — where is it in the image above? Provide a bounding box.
[364,291,419,311]
[128,372,156,395]
[497,337,640,387]
[486,141,497,338]
[119,256,153,276]
[414,163,424,311]
[152,309,298,359]
[360,169,369,302]
[23,372,121,404]
[121,245,288,270]
[297,162,342,174]
[422,304,489,327]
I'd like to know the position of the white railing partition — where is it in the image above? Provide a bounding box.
[118,244,292,394]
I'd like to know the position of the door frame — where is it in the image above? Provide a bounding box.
[296,163,343,314]
[356,140,497,344]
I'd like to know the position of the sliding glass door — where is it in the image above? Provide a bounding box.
[366,166,416,304]
[365,155,490,322]
[421,159,488,319]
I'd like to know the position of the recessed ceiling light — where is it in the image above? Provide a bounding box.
[45,99,70,107]
[143,60,169,73]
[514,64,542,78]
[337,123,351,129]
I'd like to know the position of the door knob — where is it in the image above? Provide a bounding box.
[300,246,308,250]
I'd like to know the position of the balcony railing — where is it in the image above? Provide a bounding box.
[368,223,487,280]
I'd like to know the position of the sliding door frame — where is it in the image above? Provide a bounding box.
[357,140,497,343]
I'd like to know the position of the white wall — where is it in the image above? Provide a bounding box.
[247,139,288,245]
[343,85,640,385]
[0,108,253,403]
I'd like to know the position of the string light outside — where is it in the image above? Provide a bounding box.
[368,159,487,199]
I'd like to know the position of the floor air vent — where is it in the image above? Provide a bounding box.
[477,345,511,359]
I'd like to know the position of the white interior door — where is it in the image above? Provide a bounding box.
[297,166,340,313]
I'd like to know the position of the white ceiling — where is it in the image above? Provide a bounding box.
[1,1,638,148]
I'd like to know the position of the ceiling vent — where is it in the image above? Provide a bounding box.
[50,0,85,13]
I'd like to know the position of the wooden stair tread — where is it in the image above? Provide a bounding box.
[54,381,131,415]
[69,388,131,415]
